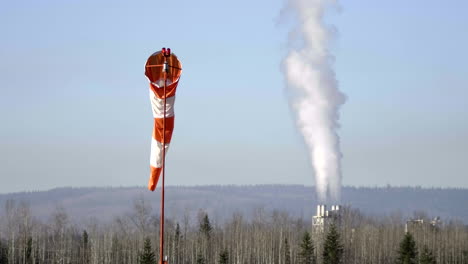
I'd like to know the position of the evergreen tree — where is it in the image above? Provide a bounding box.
[420,245,436,264]
[199,214,213,239]
[0,239,8,264]
[463,250,468,264]
[284,237,291,264]
[82,230,90,264]
[396,232,418,264]
[174,223,181,264]
[25,237,32,263]
[139,238,156,264]
[322,223,343,264]
[196,253,206,264]
[298,231,315,264]
[219,248,229,264]
[82,230,88,246]
[199,213,213,263]
[175,223,181,244]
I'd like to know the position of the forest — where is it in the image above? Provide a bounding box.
[1,197,467,264]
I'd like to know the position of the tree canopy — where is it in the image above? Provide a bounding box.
[396,232,418,264]
[299,231,315,264]
[138,238,155,264]
[420,245,436,264]
[323,223,343,264]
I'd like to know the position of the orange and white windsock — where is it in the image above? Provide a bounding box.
[145,49,182,191]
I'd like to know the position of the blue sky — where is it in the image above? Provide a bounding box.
[1,0,467,193]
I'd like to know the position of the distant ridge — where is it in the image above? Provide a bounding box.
[0,185,467,224]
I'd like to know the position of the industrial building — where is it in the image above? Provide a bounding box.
[312,204,341,232]
[311,204,342,264]
[405,216,441,233]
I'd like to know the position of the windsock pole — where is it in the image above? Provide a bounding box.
[160,47,170,264]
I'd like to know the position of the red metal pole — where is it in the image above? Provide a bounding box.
[160,55,167,264]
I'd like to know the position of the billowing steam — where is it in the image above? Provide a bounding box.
[281,0,346,202]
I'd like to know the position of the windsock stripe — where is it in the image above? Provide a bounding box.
[149,82,178,99]
[149,89,175,118]
[152,117,175,144]
[149,166,162,192]
[150,138,171,168]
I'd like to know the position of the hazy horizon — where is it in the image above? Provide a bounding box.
[2,183,467,195]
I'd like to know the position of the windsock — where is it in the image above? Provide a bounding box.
[145,49,182,191]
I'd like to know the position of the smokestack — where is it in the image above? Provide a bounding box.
[321,205,326,216]
[317,205,321,216]
[281,0,346,202]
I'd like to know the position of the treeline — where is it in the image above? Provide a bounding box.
[0,198,467,264]
[2,185,467,224]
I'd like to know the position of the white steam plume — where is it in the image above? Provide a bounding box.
[281,0,346,202]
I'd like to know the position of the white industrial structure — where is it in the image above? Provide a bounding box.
[312,204,341,232]
[312,204,342,264]
[405,217,441,233]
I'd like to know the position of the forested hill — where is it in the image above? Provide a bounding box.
[0,185,467,224]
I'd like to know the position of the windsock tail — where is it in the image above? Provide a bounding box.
[148,166,163,191]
